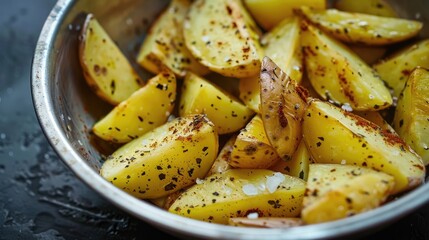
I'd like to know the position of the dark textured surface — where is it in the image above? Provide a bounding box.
[0,0,428,240]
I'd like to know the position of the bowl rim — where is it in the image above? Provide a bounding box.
[31,0,429,239]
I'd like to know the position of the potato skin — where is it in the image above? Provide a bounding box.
[100,114,219,199]
[393,67,429,166]
[92,70,176,143]
[302,99,425,194]
[260,57,308,161]
[302,164,395,224]
[79,14,142,105]
[168,169,306,224]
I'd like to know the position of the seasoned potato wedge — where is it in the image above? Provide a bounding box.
[168,169,306,224]
[296,7,422,46]
[302,99,425,194]
[206,135,235,176]
[302,164,395,224]
[100,114,219,199]
[230,115,281,169]
[136,0,209,78]
[92,70,176,143]
[260,57,308,161]
[183,0,263,78]
[79,14,143,105]
[301,21,392,111]
[239,17,303,113]
[242,0,326,30]
[373,39,429,98]
[269,140,311,180]
[334,0,398,17]
[228,217,303,228]
[393,67,429,166]
[179,72,255,134]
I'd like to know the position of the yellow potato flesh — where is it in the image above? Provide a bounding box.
[243,0,326,30]
[183,0,263,78]
[373,39,429,98]
[297,7,422,46]
[393,67,429,165]
[100,114,219,199]
[136,0,209,78]
[301,22,392,111]
[79,14,142,105]
[260,57,308,161]
[179,72,254,134]
[302,99,425,194]
[302,164,395,224]
[230,115,281,169]
[334,0,398,17]
[168,169,306,224]
[269,140,311,181]
[92,71,176,143]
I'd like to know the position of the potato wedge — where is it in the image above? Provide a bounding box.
[136,0,209,78]
[334,0,398,18]
[296,6,422,46]
[373,39,429,98]
[260,57,308,161]
[228,217,303,228]
[393,67,429,166]
[206,134,235,176]
[302,164,395,224]
[230,115,281,169]
[179,72,255,134]
[168,169,306,224]
[301,21,392,111]
[269,140,311,180]
[100,114,219,199]
[242,0,326,30]
[92,70,176,143]
[302,99,425,194]
[239,17,303,113]
[183,0,263,78]
[79,14,143,105]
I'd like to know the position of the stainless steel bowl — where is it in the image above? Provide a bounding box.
[31,0,429,239]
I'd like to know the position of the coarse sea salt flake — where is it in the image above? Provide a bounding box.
[266,172,285,193]
[247,212,259,219]
[242,184,258,196]
[196,178,204,184]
